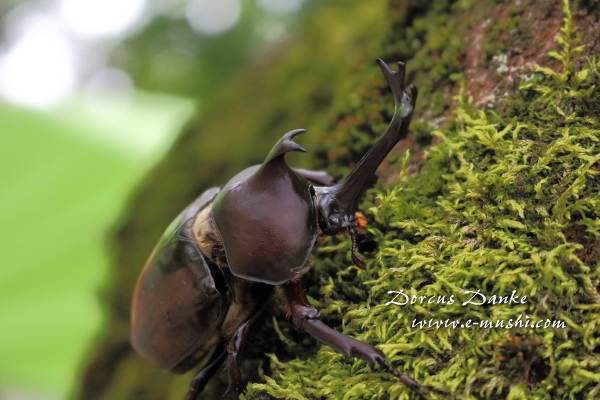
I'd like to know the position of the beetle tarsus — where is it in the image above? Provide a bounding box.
[407,83,418,115]
[377,358,430,399]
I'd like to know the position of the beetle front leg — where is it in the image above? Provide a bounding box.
[282,279,428,398]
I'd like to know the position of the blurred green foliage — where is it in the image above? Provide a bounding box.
[113,0,315,99]
[0,93,194,397]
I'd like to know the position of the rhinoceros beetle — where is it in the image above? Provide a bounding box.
[131,59,423,399]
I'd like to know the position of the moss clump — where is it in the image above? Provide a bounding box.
[482,6,530,60]
[307,0,483,183]
[247,1,600,399]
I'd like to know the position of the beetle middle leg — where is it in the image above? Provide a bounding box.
[184,342,228,400]
[282,278,428,398]
[292,168,335,186]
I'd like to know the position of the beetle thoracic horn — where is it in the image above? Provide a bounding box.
[316,59,418,236]
[261,128,308,165]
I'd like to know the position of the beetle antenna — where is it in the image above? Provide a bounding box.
[349,228,366,269]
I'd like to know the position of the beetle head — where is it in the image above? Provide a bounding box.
[212,129,318,285]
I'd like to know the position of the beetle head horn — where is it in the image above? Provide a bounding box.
[315,59,418,237]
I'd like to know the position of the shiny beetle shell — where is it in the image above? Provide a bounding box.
[131,188,225,372]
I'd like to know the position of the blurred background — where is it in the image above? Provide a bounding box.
[0,0,310,399]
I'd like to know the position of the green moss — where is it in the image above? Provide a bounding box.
[247,1,600,399]
[481,2,534,63]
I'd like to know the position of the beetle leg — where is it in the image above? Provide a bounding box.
[223,310,265,399]
[282,279,429,398]
[292,168,335,186]
[183,343,228,400]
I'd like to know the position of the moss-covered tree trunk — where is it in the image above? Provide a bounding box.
[74,0,600,399]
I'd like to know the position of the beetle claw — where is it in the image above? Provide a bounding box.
[377,359,430,399]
